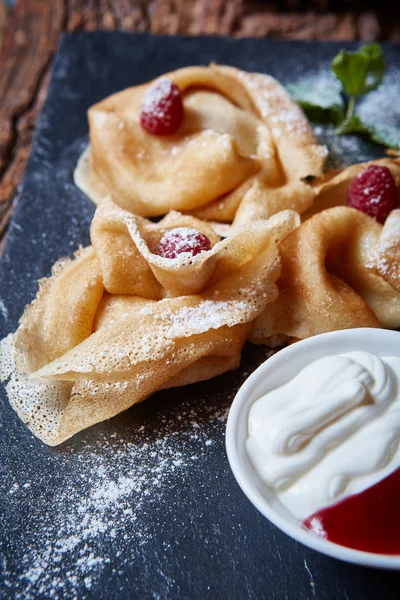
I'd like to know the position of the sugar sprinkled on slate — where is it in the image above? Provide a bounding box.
[1,400,232,599]
[1,33,400,600]
[289,64,400,168]
[358,68,400,132]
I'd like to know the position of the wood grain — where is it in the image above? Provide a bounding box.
[0,1,8,48]
[0,0,395,248]
[0,1,64,221]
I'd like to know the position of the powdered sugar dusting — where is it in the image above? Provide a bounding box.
[290,65,400,167]
[141,78,179,115]
[0,299,8,320]
[288,67,360,167]
[1,397,235,597]
[290,67,341,97]
[156,227,211,259]
[238,71,308,136]
[140,78,183,135]
[313,124,363,168]
[358,68,400,133]
[1,345,278,599]
[140,298,249,337]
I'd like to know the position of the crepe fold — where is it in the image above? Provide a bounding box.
[251,206,400,344]
[367,210,400,293]
[250,158,400,344]
[74,64,327,227]
[0,200,299,445]
[304,157,400,220]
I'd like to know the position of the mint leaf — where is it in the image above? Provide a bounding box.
[331,44,385,97]
[287,84,344,125]
[368,123,400,150]
[336,114,369,135]
[288,44,397,151]
[336,115,400,150]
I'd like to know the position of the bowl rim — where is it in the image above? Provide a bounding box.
[226,327,400,569]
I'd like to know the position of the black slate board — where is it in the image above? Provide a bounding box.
[1,33,400,600]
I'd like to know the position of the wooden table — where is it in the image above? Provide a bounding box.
[0,0,398,250]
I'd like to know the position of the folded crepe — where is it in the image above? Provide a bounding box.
[249,158,400,344]
[367,209,400,293]
[304,157,400,220]
[0,199,299,445]
[74,65,327,227]
[251,206,400,344]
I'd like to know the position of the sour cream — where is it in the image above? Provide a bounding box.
[246,352,400,519]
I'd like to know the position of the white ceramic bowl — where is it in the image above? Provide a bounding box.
[226,328,400,569]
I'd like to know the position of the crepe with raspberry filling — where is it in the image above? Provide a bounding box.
[74,65,327,227]
[304,158,400,221]
[0,200,298,445]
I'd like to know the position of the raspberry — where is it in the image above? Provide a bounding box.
[140,78,183,135]
[156,228,211,259]
[347,165,398,224]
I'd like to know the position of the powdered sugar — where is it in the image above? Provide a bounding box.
[289,65,400,167]
[156,227,211,259]
[141,78,180,115]
[140,78,183,135]
[140,298,249,338]
[312,124,363,168]
[1,335,277,599]
[290,68,341,97]
[270,108,307,133]
[358,68,400,133]
[1,323,279,599]
[1,394,235,598]
[239,71,308,135]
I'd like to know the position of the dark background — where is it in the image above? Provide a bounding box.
[1,32,400,599]
[2,0,400,250]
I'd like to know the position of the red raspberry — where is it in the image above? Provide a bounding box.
[347,165,398,224]
[156,227,211,259]
[140,78,183,135]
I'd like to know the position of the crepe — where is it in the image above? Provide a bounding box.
[251,206,400,345]
[74,65,327,226]
[367,209,400,293]
[0,200,298,445]
[304,157,400,220]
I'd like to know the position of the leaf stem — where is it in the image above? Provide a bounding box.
[345,95,356,122]
[336,95,356,134]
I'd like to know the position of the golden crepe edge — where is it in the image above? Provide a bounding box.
[74,64,327,224]
[0,202,299,445]
[3,57,400,447]
[236,157,400,348]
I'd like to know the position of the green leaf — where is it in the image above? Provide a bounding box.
[336,115,400,150]
[287,84,345,125]
[288,44,396,152]
[368,123,400,150]
[335,114,369,135]
[331,43,385,97]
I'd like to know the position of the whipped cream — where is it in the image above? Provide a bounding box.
[246,352,400,519]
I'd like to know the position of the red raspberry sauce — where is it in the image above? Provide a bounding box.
[303,468,400,554]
